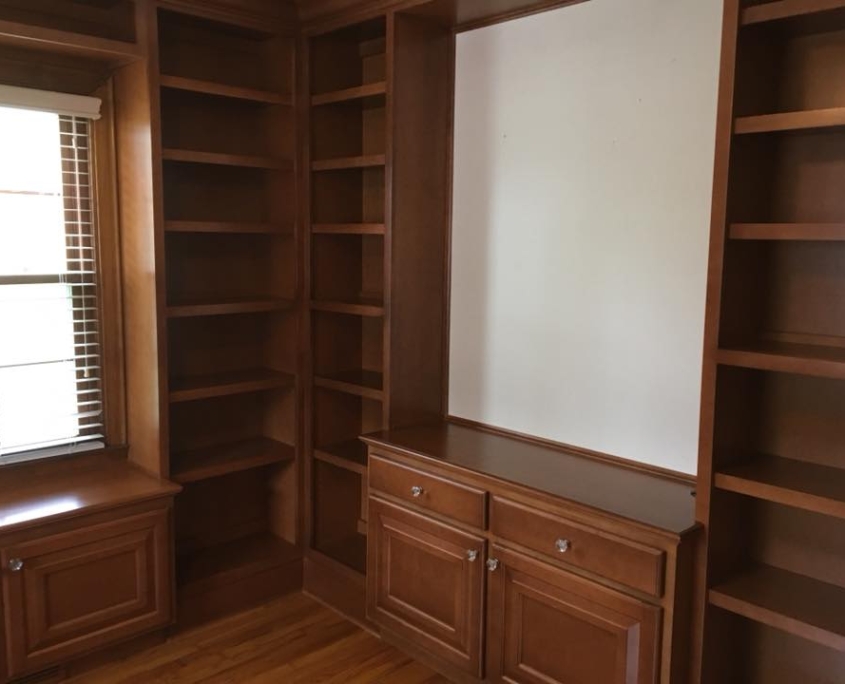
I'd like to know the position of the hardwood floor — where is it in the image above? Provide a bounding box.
[68,592,450,683]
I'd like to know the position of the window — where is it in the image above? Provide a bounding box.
[0,88,117,463]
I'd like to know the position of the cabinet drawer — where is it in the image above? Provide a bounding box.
[490,497,664,597]
[370,454,486,528]
[1,506,172,678]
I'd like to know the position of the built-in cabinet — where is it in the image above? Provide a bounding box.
[0,456,179,684]
[363,424,697,684]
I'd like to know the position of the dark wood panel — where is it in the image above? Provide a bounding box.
[368,499,486,677]
[490,496,665,597]
[370,454,487,529]
[1,506,172,678]
[486,545,661,684]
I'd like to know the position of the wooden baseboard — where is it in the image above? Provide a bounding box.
[381,629,480,684]
[303,553,378,634]
[177,558,303,629]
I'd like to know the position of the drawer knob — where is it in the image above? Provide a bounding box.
[555,538,572,554]
[486,558,500,572]
[410,485,424,498]
[8,559,23,572]
[466,549,479,562]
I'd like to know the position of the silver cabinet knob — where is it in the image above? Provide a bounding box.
[555,539,572,554]
[486,558,500,572]
[410,485,424,498]
[8,559,23,572]
[466,549,479,562]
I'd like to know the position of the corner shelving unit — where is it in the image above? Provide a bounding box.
[153,0,301,627]
[697,0,845,681]
[303,10,453,624]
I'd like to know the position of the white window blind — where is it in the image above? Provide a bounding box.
[0,103,105,462]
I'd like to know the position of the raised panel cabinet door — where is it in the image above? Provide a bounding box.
[367,498,486,677]
[1,507,172,678]
[486,545,661,684]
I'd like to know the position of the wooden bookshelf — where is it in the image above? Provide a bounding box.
[164,220,291,234]
[169,369,294,403]
[715,454,845,520]
[312,154,386,171]
[311,81,387,106]
[312,223,386,235]
[304,12,452,625]
[735,107,845,134]
[166,296,293,318]
[716,342,845,380]
[741,0,845,25]
[696,1,845,680]
[709,565,845,651]
[160,74,289,105]
[155,2,300,627]
[729,223,845,241]
[172,438,295,484]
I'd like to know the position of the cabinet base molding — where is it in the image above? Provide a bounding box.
[381,630,482,684]
[178,560,303,630]
[303,553,377,634]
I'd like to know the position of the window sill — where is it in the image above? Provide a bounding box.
[0,447,180,535]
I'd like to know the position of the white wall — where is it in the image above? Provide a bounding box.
[448,0,722,474]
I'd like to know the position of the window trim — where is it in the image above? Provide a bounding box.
[90,80,126,449]
[0,81,126,463]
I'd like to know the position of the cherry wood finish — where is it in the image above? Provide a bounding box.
[364,423,696,535]
[0,453,177,683]
[149,0,304,627]
[365,423,697,684]
[695,0,845,681]
[490,497,665,598]
[297,0,588,32]
[486,545,661,684]
[368,499,486,677]
[0,454,180,535]
[370,455,487,529]
[1,505,172,679]
[303,6,453,624]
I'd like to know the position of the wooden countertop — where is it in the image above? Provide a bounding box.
[0,451,181,535]
[361,422,697,535]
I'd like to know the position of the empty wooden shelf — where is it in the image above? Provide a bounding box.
[313,441,368,475]
[311,81,386,106]
[314,370,384,400]
[312,223,386,235]
[310,298,385,317]
[741,0,845,25]
[166,297,294,318]
[171,438,295,484]
[729,223,845,241]
[169,369,294,403]
[160,74,289,105]
[716,342,845,380]
[709,565,845,652]
[311,154,386,172]
[164,221,292,235]
[162,148,291,170]
[178,533,301,596]
[715,455,845,520]
[735,108,845,135]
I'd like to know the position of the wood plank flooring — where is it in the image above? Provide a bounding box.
[68,593,450,683]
